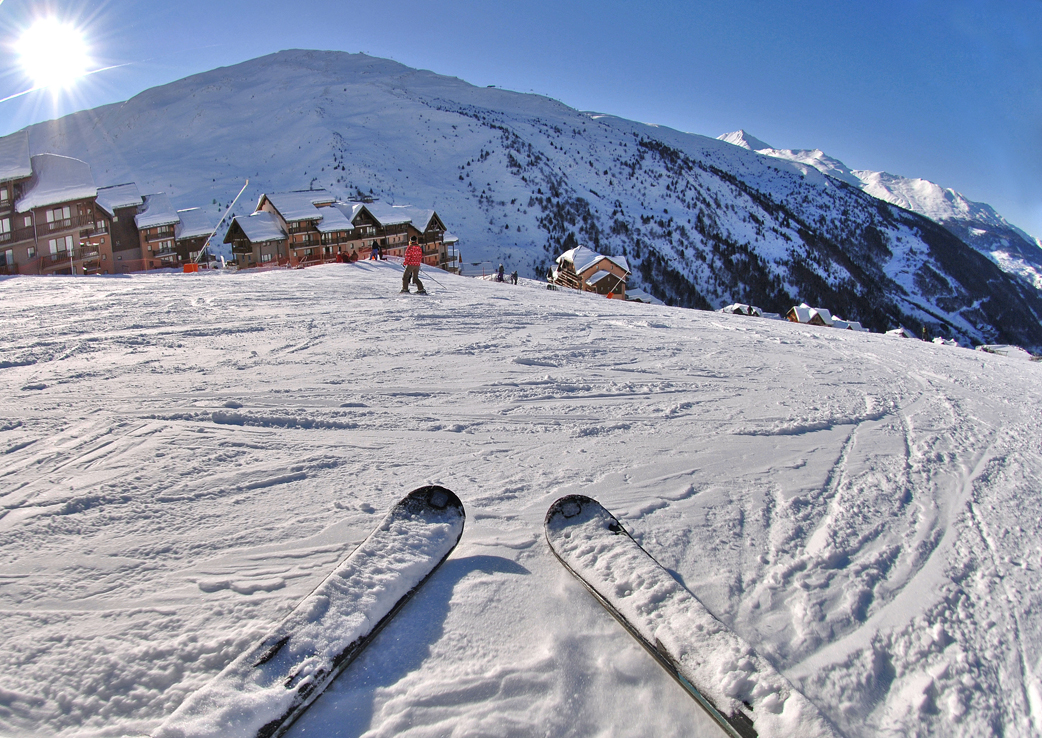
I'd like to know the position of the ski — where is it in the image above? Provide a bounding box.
[544,495,839,738]
[154,485,465,738]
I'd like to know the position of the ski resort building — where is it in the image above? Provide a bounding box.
[786,304,834,327]
[0,131,34,275]
[550,245,630,298]
[721,303,763,316]
[225,190,458,271]
[5,153,108,276]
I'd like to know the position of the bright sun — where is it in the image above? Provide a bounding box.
[16,18,91,90]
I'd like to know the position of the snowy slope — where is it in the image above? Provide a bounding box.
[2,264,1041,738]
[719,130,1042,291]
[14,50,1042,350]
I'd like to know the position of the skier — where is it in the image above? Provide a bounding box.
[401,236,426,294]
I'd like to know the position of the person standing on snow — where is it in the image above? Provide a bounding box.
[401,236,426,294]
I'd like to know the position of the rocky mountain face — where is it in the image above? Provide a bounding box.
[16,50,1042,349]
[720,130,1042,292]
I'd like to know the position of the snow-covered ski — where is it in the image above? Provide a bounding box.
[153,485,465,738]
[544,495,839,738]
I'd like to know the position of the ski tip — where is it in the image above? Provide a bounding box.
[403,485,465,518]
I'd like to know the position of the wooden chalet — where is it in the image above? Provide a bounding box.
[96,183,145,273]
[224,210,288,267]
[551,245,630,298]
[0,131,33,275]
[7,153,108,276]
[786,304,834,327]
[175,208,218,264]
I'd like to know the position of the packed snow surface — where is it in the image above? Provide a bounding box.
[545,496,838,738]
[1,262,1041,738]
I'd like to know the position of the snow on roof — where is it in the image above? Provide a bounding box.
[95,183,143,217]
[886,327,919,339]
[788,303,834,327]
[135,193,180,230]
[315,206,354,234]
[586,270,619,287]
[263,190,335,223]
[976,344,1036,360]
[721,303,763,316]
[175,208,217,241]
[442,232,459,244]
[15,154,97,212]
[0,131,31,183]
[625,289,665,305]
[232,210,286,243]
[557,245,630,275]
[331,202,370,225]
[363,202,414,227]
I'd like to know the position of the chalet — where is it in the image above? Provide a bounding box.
[721,303,763,317]
[175,208,217,264]
[886,327,919,339]
[11,154,104,276]
[258,190,353,265]
[786,304,834,327]
[551,245,630,298]
[0,131,32,275]
[365,203,451,266]
[95,183,144,273]
[224,210,288,267]
[832,318,866,332]
[135,194,181,270]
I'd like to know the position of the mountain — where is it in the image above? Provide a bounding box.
[719,130,1042,291]
[15,49,1042,349]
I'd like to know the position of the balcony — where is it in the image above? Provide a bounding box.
[40,213,92,234]
[40,245,101,270]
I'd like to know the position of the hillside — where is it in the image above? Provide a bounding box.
[1,264,1041,737]
[719,130,1042,291]
[16,49,1042,350]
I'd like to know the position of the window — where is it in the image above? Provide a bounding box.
[2,249,12,266]
[48,238,59,255]
[261,253,273,263]
[46,206,72,224]
[23,215,31,228]
[0,218,9,234]
[0,188,8,204]
[27,246,35,258]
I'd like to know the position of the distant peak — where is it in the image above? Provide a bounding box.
[718,130,772,151]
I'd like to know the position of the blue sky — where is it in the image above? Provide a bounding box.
[1,0,1040,239]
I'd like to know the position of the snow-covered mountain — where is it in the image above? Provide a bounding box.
[719,130,1042,291]
[16,49,1042,349]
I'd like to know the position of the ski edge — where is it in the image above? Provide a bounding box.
[544,494,757,738]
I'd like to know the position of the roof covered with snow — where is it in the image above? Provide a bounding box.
[788,304,834,326]
[230,210,286,243]
[135,193,180,230]
[0,131,32,184]
[364,202,414,227]
[557,245,630,275]
[95,183,143,217]
[314,206,354,234]
[261,190,336,223]
[14,154,97,212]
[175,208,217,240]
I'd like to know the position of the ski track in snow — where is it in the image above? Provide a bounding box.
[0,262,1040,737]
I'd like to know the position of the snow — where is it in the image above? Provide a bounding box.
[95,183,143,217]
[135,193,180,230]
[233,210,286,243]
[262,191,336,224]
[14,154,96,212]
[2,259,1042,738]
[175,208,217,241]
[557,245,629,276]
[0,130,32,183]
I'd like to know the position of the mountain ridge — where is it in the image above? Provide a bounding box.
[14,49,1042,350]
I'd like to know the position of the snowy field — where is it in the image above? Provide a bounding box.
[1,261,1041,738]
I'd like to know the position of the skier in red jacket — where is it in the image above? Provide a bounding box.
[401,236,426,294]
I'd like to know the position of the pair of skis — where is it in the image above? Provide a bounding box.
[153,488,839,738]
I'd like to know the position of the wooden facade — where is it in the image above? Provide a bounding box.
[551,246,630,298]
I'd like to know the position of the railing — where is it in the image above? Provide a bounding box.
[40,245,101,269]
[10,224,35,243]
[40,213,93,234]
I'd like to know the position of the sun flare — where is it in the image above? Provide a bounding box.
[16,18,91,90]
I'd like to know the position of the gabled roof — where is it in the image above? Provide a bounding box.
[15,154,97,212]
[135,193,180,230]
[363,202,414,227]
[260,190,335,223]
[333,202,370,224]
[557,245,630,276]
[95,183,143,217]
[227,211,286,244]
[0,131,32,184]
[787,304,834,326]
[314,206,354,234]
[175,208,217,241]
